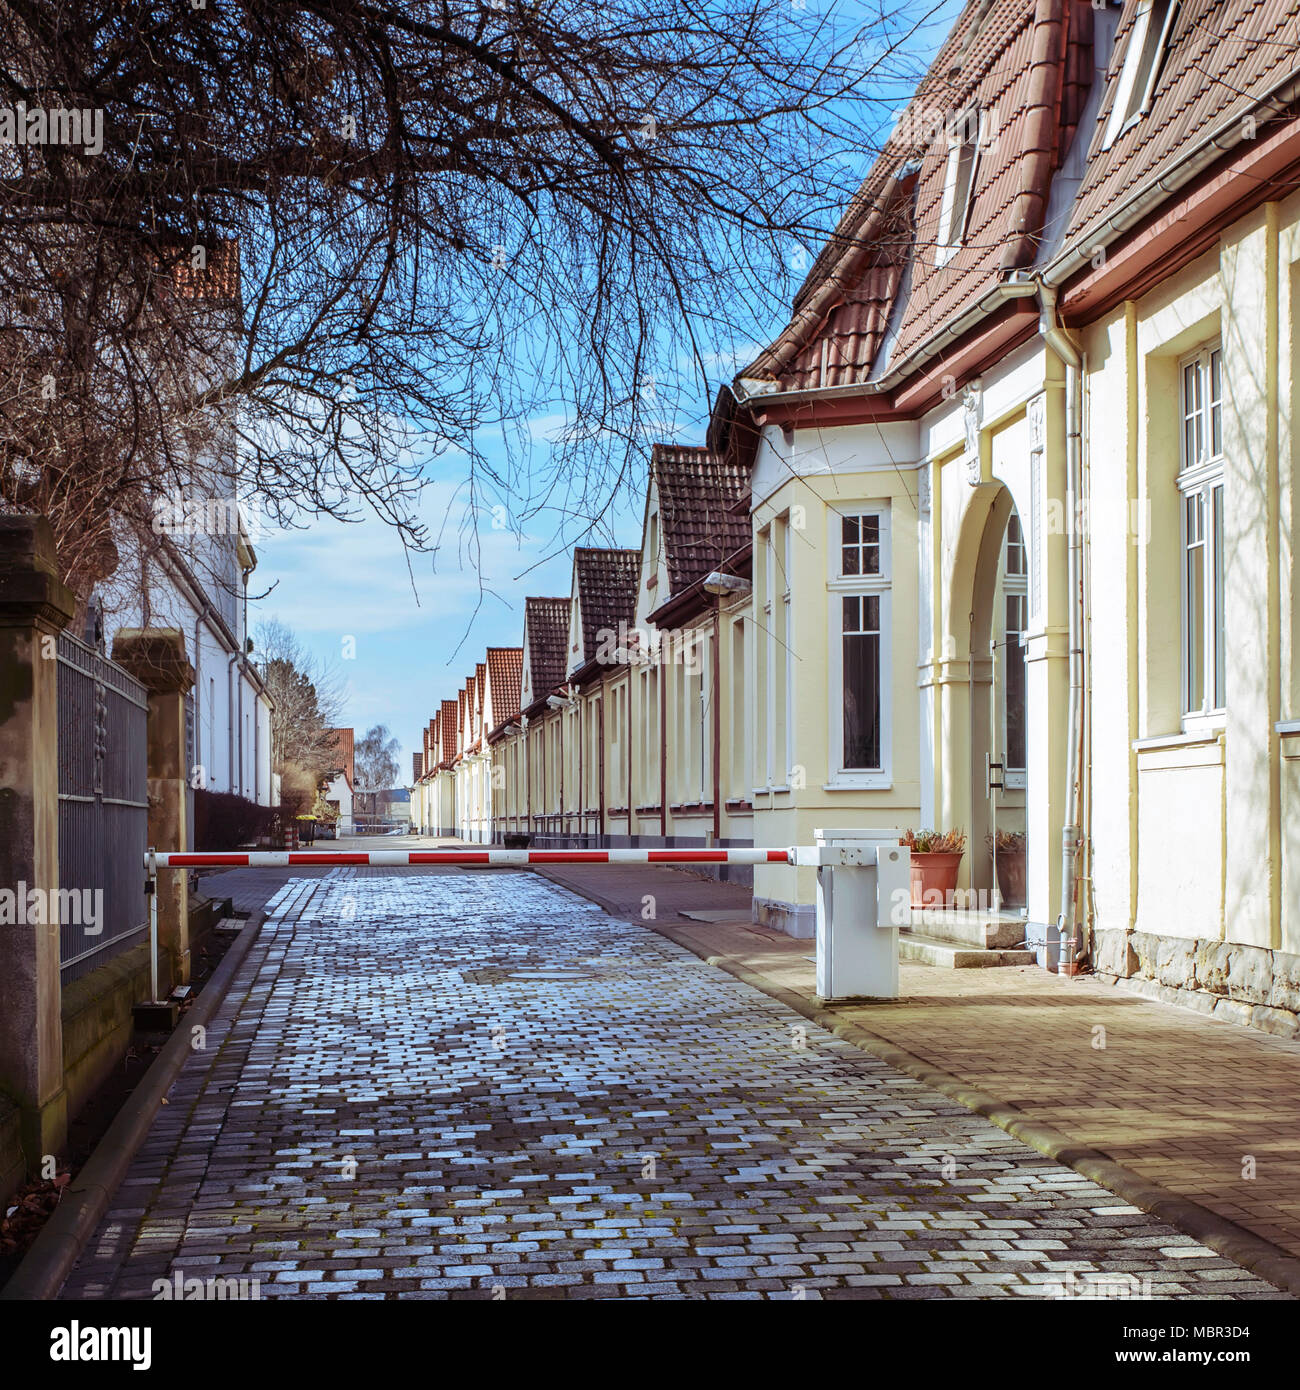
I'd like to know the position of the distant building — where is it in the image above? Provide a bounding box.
[380,787,411,827]
[324,727,354,833]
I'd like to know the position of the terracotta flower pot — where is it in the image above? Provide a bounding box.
[909,851,965,909]
[995,849,1027,908]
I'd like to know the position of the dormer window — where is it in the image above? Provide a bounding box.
[1102,0,1178,149]
[936,107,982,265]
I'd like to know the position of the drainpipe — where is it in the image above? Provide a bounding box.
[193,613,203,781]
[712,603,722,845]
[523,714,531,837]
[237,659,244,795]
[660,656,668,841]
[1038,283,1086,974]
[627,673,634,843]
[227,652,239,797]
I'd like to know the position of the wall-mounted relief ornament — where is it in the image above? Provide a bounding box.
[1027,392,1046,452]
[962,379,983,486]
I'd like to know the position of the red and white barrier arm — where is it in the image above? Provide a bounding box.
[145,847,796,870]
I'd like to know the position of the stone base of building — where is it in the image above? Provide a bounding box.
[1092,927,1300,1039]
[754,897,815,940]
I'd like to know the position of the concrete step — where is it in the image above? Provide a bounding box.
[899,930,1037,969]
[911,908,1029,950]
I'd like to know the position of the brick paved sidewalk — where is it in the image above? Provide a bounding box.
[538,862,1300,1265]
[60,872,1285,1299]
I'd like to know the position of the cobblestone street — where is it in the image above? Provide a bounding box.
[62,873,1286,1300]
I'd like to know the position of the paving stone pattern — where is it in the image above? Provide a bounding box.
[63,873,1286,1300]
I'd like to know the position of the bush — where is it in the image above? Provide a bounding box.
[988,828,1027,852]
[193,788,277,850]
[900,827,967,854]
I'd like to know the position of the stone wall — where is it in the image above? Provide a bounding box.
[1094,927,1300,1039]
[0,1099,22,1207]
[59,944,153,1125]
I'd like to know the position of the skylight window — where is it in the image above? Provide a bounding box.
[936,107,982,265]
[1102,0,1179,149]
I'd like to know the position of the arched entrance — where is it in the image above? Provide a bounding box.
[934,451,1070,966]
[930,465,1064,954]
[944,483,1025,907]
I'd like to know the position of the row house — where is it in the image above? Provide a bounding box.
[704,0,1300,1023]
[415,698,460,836]
[517,594,572,837]
[562,547,641,842]
[626,446,753,856]
[456,663,488,843]
[410,447,757,872]
[482,647,525,837]
[412,656,523,843]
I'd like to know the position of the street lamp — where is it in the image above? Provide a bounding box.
[702,571,752,598]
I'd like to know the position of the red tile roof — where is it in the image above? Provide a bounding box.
[651,444,752,595]
[745,0,1300,395]
[327,727,354,787]
[745,0,1097,387]
[1062,0,1300,259]
[522,596,571,713]
[440,699,459,762]
[572,548,640,669]
[486,646,524,732]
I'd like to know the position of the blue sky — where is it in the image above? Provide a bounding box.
[253,0,965,780]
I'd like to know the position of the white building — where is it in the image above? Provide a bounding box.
[97,509,274,806]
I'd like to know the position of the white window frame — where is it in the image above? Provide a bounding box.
[935,107,983,266]
[1178,343,1225,728]
[1102,0,1179,150]
[827,505,892,788]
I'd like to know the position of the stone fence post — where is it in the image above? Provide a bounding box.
[0,516,76,1168]
[111,630,195,991]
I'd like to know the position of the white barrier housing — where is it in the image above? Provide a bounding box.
[806,829,911,1002]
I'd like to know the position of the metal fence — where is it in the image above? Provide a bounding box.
[57,632,150,983]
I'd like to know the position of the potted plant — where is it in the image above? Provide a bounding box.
[900,828,967,909]
[989,828,1027,908]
